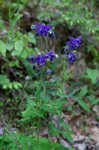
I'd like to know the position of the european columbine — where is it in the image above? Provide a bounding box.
[65,36,82,62]
[29,56,35,62]
[35,55,47,66]
[66,36,82,50]
[29,50,57,66]
[64,46,72,54]
[31,23,55,38]
[48,31,55,38]
[46,50,57,61]
[66,52,76,63]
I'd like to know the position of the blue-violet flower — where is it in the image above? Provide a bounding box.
[66,36,82,50]
[67,52,76,63]
[48,31,55,38]
[46,50,57,61]
[35,55,47,66]
[29,50,57,66]
[31,23,55,38]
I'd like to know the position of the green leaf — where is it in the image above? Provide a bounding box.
[28,32,36,44]
[21,0,27,4]
[92,48,98,57]
[15,40,24,51]
[0,75,10,85]
[0,101,3,107]
[6,43,14,51]
[12,82,22,89]
[77,87,88,97]
[87,95,95,104]
[91,98,99,106]
[59,120,72,129]
[21,58,36,76]
[0,40,6,56]
[8,83,13,89]
[86,68,99,84]
[78,100,91,112]
[22,47,35,58]
[8,60,19,67]
[87,95,99,106]
[12,40,24,56]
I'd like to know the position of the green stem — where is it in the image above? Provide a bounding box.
[37,68,43,142]
[45,36,49,51]
[40,36,43,51]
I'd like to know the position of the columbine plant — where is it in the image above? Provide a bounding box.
[64,36,82,62]
[30,23,57,67]
[30,23,82,66]
[31,23,55,38]
[29,50,57,66]
[27,25,82,149]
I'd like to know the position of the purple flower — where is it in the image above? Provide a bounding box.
[66,36,82,50]
[64,46,72,54]
[31,23,55,38]
[35,23,53,37]
[64,36,82,63]
[67,52,76,63]
[46,50,57,61]
[35,55,47,66]
[48,31,55,38]
[46,68,52,74]
[29,50,57,67]
[29,56,35,63]
[29,55,47,66]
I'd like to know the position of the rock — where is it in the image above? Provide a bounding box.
[90,127,99,144]
[73,135,86,142]
[93,105,99,115]
[74,143,86,150]
[39,128,48,137]
[60,139,72,148]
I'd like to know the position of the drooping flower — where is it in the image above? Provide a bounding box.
[29,56,35,63]
[66,52,76,63]
[31,23,55,38]
[29,50,57,66]
[48,31,55,38]
[35,55,47,66]
[46,50,57,61]
[64,46,72,54]
[66,36,82,50]
[64,35,82,63]
[35,24,53,36]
